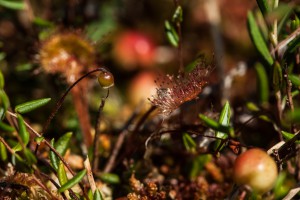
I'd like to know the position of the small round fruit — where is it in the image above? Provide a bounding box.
[98,70,114,89]
[113,31,155,69]
[233,148,278,194]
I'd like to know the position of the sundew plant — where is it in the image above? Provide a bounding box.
[0,0,300,199]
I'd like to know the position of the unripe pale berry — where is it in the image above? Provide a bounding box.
[233,148,278,194]
[97,70,114,89]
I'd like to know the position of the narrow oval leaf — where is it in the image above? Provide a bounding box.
[182,132,196,152]
[0,121,15,132]
[99,173,120,184]
[0,141,7,161]
[281,131,300,144]
[24,147,37,164]
[165,20,179,47]
[215,101,231,150]
[15,98,51,114]
[255,63,269,105]
[0,70,4,89]
[93,189,104,200]
[54,132,72,156]
[199,114,219,129]
[58,169,87,193]
[199,114,231,134]
[172,6,183,23]
[256,0,269,15]
[272,62,283,91]
[58,161,68,186]
[0,90,10,119]
[49,139,59,171]
[289,74,300,86]
[247,11,273,66]
[0,0,25,10]
[17,114,30,146]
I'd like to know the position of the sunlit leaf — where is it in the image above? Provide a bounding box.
[247,11,273,66]
[281,131,300,144]
[54,132,72,156]
[165,20,179,47]
[58,169,87,193]
[15,98,51,114]
[49,132,72,171]
[93,189,104,200]
[34,136,44,145]
[246,102,260,112]
[172,6,183,23]
[12,142,22,152]
[215,101,231,150]
[0,0,25,10]
[199,114,232,135]
[58,161,68,186]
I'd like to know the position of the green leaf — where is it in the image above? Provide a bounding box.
[0,121,15,132]
[33,17,54,27]
[288,108,300,122]
[289,74,300,86]
[214,101,231,150]
[15,98,51,114]
[247,11,273,66]
[256,0,270,15]
[54,132,72,156]
[49,139,59,170]
[34,136,44,145]
[284,35,300,56]
[49,132,72,171]
[58,169,87,193]
[172,6,183,23]
[189,154,212,179]
[281,131,300,144]
[0,141,7,161]
[272,62,283,91]
[58,161,68,186]
[199,114,232,134]
[24,147,37,164]
[0,0,25,10]
[182,132,196,152]
[255,63,269,105]
[0,90,10,119]
[17,114,30,146]
[93,189,104,200]
[0,70,4,89]
[246,102,260,112]
[12,142,22,152]
[165,20,179,47]
[99,173,120,184]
